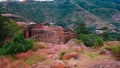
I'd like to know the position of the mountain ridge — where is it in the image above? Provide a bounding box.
[0,0,120,28]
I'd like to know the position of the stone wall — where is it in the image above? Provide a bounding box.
[25,24,76,44]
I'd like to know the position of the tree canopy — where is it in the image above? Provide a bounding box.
[75,22,90,34]
[0,31,33,55]
[0,13,21,46]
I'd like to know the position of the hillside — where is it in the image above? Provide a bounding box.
[0,0,120,28]
[0,1,120,67]
[0,41,120,68]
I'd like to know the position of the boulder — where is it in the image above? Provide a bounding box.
[66,39,84,52]
[50,60,69,68]
[63,52,78,60]
[106,41,119,46]
[71,46,81,52]
[80,45,89,51]
[66,39,81,47]
[99,49,111,55]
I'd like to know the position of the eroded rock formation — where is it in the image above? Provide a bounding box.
[24,24,76,44]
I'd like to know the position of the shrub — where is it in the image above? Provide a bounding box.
[58,51,66,60]
[101,26,108,30]
[0,17,21,46]
[100,32,109,41]
[78,34,104,47]
[0,31,33,55]
[82,52,101,59]
[31,42,46,51]
[74,22,90,34]
[106,44,120,58]
[25,54,46,65]
[95,37,104,46]
[72,39,82,44]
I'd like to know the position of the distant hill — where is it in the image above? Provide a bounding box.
[0,0,120,28]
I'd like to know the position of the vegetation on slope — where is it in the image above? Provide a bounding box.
[0,12,33,55]
[75,0,120,22]
[0,31,33,55]
[1,0,120,28]
[0,13,21,46]
[106,44,120,59]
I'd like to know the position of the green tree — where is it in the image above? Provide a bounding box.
[0,31,33,55]
[78,34,103,47]
[101,26,108,30]
[75,22,90,34]
[116,35,120,42]
[0,14,21,46]
[100,32,109,41]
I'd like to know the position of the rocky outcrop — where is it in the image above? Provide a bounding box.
[0,57,29,68]
[35,43,68,60]
[66,39,88,52]
[89,61,120,68]
[100,41,119,50]
[11,61,29,68]
[25,24,76,44]
[106,41,119,46]
[0,57,11,68]
[99,49,111,55]
[50,60,69,68]
[15,50,33,60]
[63,52,78,60]
[65,39,81,46]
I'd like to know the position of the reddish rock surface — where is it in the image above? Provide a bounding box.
[0,42,119,68]
[11,61,29,68]
[15,50,33,60]
[99,49,111,55]
[89,61,120,68]
[50,60,68,68]
[71,46,81,52]
[31,61,50,68]
[100,41,119,50]
[81,45,89,51]
[65,39,89,52]
[35,44,68,60]
[0,57,11,68]
[63,52,78,60]
[106,41,119,46]
[25,24,76,44]
[0,57,29,68]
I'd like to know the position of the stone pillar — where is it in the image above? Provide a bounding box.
[25,29,29,38]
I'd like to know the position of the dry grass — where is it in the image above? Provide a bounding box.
[31,42,46,51]
[81,52,102,60]
[25,54,46,65]
[15,50,33,60]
